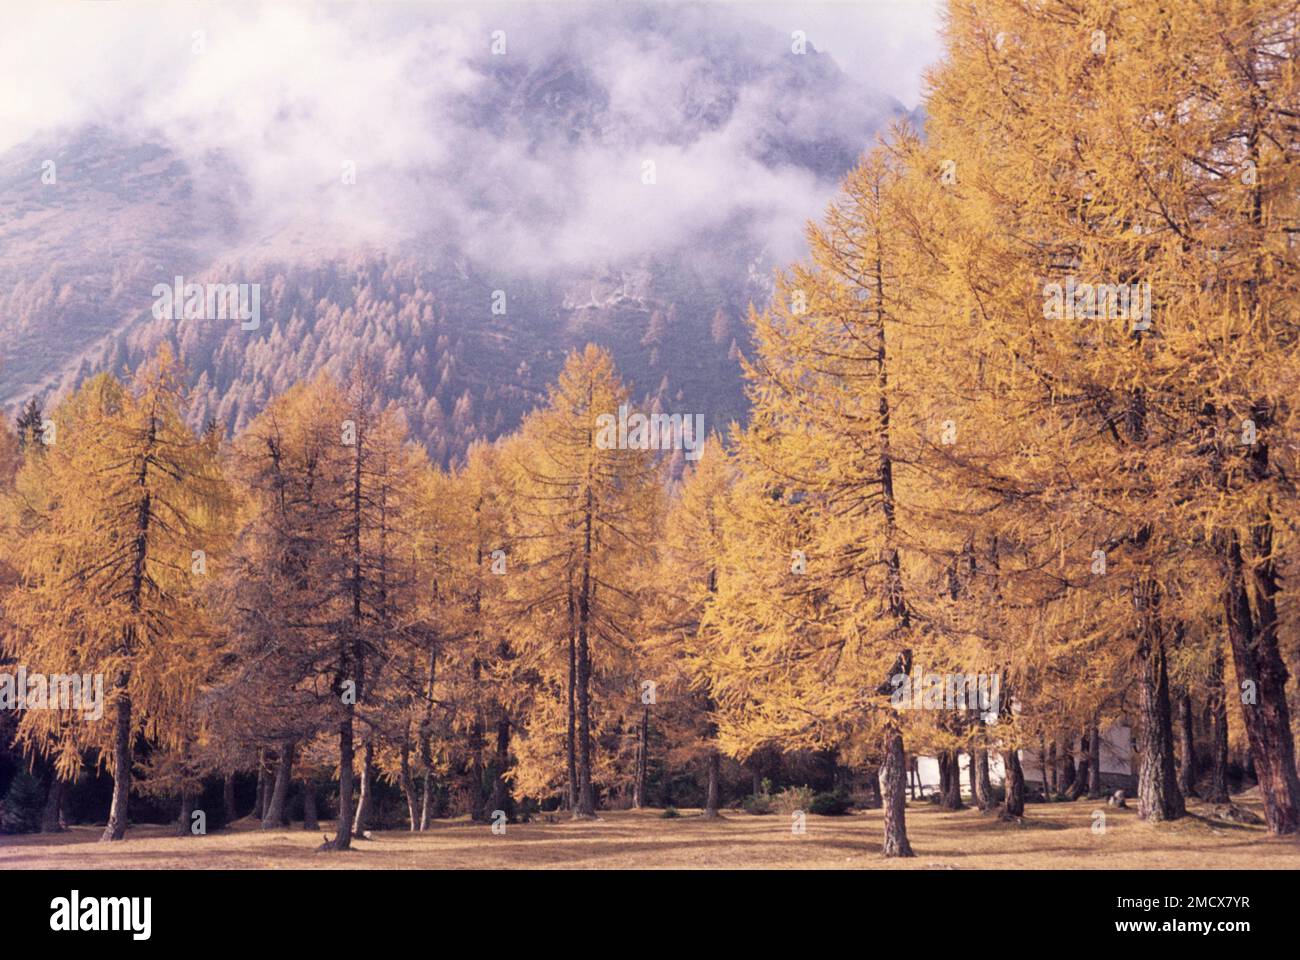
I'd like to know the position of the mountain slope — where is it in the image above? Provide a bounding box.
[0,20,915,462]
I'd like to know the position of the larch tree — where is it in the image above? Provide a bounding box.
[502,346,660,817]
[3,347,229,840]
[706,147,951,857]
[648,433,733,816]
[925,0,1300,830]
[218,375,352,835]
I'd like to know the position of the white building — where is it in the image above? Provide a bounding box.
[912,723,1135,797]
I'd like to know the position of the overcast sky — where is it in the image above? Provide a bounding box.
[743,0,943,107]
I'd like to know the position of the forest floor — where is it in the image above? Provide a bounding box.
[3,793,1299,869]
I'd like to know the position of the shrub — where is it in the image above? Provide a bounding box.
[744,778,774,815]
[773,785,814,816]
[0,771,45,834]
[661,806,679,819]
[850,789,881,810]
[809,788,852,816]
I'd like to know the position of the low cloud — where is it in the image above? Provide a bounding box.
[1,1,941,273]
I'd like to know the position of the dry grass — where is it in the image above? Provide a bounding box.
[3,794,1299,869]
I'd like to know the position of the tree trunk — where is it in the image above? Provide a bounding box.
[1136,621,1185,822]
[467,661,486,820]
[263,740,295,829]
[1001,748,1024,819]
[176,788,194,837]
[1224,528,1300,833]
[223,772,237,825]
[253,748,267,820]
[331,702,356,850]
[353,739,375,836]
[302,779,319,831]
[102,434,152,844]
[1204,648,1230,804]
[1177,692,1198,799]
[880,722,914,857]
[574,489,597,819]
[632,707,649,809]
[100,684,132,841]
[484,718,510,820]
[703,750,721,818]
[419,773,434,830]
[871,302,912,857]
[974,748,992,811]
[1068,735,1089,801]
[59,779,71,829]
[330,412,368,851]
[1047,741,1058,795]
[1059,738,1076,796]
[938,750,963,809]
[865,766,882,808]
[574,628,596,817]
[1087,722,1103,799]
[1242,406,1300,830]
[400,736,418,830]
[566,594,578,812]
[41,774,65,833]
[419,650,436,830]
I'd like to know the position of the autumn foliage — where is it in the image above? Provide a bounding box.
[2,1,1299,859]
